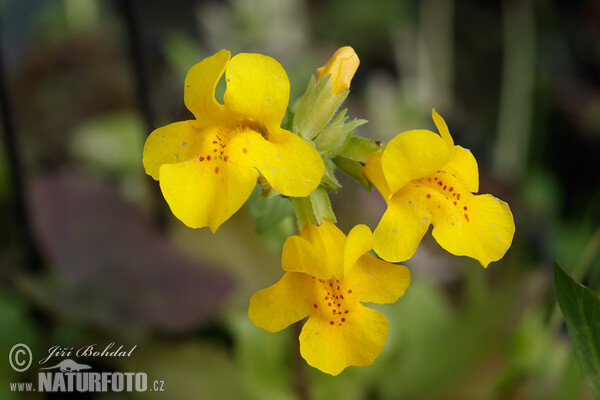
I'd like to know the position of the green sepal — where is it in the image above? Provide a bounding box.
[314,109,368,160]
[293,75,349,140]
[332,155,372,191]
[331,136,381,191]
[291,186,336,230]
[248,185,292,235]
[320,159,342,193]
[338,136,381,163]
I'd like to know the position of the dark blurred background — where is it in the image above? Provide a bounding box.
[1,0,599,399]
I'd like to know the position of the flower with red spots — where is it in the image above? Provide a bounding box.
[364,109,515,267]
[143,50,324,231]
[248,219,410,376]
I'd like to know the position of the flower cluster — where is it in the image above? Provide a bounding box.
[142,47,515,375]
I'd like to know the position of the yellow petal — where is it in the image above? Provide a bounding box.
[299,304,389,376]
[158,155,257,232]
[343,224,373,277]
[143,121,200,180]
[282,236,332,279]
[431,194,515,267]
[223,53,290,128]
[249,272,314,333]
[445,145,479,193]
[364,152,392,201]
[299,220,346,278]
[381,129,450,194]
[316,46,360,95]
[372,190,431,262]
[247,128,324,197]
[345,254,410,304]
[184,49,231,124]
[432,108,454,148]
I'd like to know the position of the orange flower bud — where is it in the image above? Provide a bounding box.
[316,46,359,95]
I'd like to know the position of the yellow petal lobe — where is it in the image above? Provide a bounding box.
[372,193,431,262]
[184,49,230,124]
[432,194,515,267]
[299,304,389,376]
[223,53,290,128]
[282,236,331,279]
[240,128,323,197]
[343,224,373,277]
[381,129,450,194]
[432,108,454,148]
[249,272,314,333]
[143,121,200,180]
[346,255,411,304]
[158,127,258,232]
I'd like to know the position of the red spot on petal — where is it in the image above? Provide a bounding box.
[330,321,334,325]
[213,149,217,152]
[464,206,468,210]
[337,303,341,307]
[212,141,217,144]
[345,310,349,314]
[427,194,431,198]
[313,304,318,308]
[328,302,331,307]
[207,156,211,161]
[449,187,453,192]
[348,290,352,294]
[220,151,224,155]
[465,214,470,222]
[443,185,447,190]
[434,177,438,180]
[330,283,333,287]
[337,286,340,290]
[333,309,336,313]
[340,295,344,299]
[215,167,219,174]
[224,156,228,162]
[341,318,346,322]
[437,205,440,208]
[243,148,247,153]
[453,201,457,206]
[457,194,461,200]
[338,312,341,315]
[325,297,329,300]
[199,156,204,161]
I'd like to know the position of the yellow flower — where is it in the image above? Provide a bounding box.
[316,46,360,95]
[248,219,410,376]
[143,50,324,232]
[365,109,515,267]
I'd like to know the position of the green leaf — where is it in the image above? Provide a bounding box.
[553,261,600,396]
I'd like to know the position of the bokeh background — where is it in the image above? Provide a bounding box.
[1,0,599,399]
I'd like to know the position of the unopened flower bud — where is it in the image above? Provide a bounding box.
[317,46,359,95]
